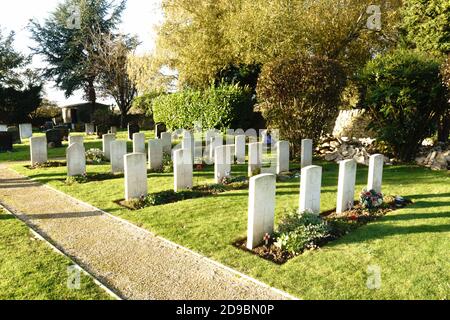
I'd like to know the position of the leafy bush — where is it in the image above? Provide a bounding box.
[152,83,254,130]
[256,54,346,155]
[65,174,88,186]
[132,91,163,116]
[358,49,448,161]
[360,189,384,210]
[274,210,331,255]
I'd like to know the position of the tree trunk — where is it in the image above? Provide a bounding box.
[437,111,450,143]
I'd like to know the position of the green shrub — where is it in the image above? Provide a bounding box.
[274,210,331,255]
[152,83,253,130]
[132,91,163,116]
[358,49,448,161]
[256,54,346,155]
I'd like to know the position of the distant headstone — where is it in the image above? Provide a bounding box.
[0,125,7,132]
[128,123,140,140]
[102,134,116,160]
[248,142,263,177]
[299,165,322,215]
[19,123,33,140]
[85,123,95,135]
[148,139,163,171]
[30,136,48,165]
[46,129,63,148]
[96,125,109,138]
[182,133,195,162]
[124,153,148,201]
[174,149,193,192]
[7,127,21,144]
[0,132,13,152]
[66,143,86,176]
[133,133,146,154]
[155,123,167,139]
[301,139,313,168]
[68,135,84,146]
[276,141,290,174]
[246,173,276,250]
[109,126,118,134]
[214,145,234,183]
[161,132,172,154]
[368,154,384,193]
[235,135,246,164]
[336,159,357,214]
[209,133,223,163]
[110,140,127,173]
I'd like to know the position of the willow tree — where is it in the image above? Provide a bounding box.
[156,0,402,88]
[29,0,126,107]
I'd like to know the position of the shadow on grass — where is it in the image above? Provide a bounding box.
[382,211,450,222]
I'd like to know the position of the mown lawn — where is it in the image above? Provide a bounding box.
[0,208,113,300]
[9,136,450,300]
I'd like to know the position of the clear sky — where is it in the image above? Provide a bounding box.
[0,0,163,106]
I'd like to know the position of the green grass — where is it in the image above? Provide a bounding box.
[0,208,113,300]
[8,137,450,300]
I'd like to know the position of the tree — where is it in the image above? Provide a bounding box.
[86,31,138,128]
[401,0,450,142]
[256,54,347,155]
[0,28,42,124]
[29,0,126,108]
[156,0,402,88]
[401,0,450,57]
[358,49,448,161]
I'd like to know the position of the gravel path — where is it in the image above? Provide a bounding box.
[0,165,293,300]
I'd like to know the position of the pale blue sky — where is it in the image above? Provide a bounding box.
[0,0,163,106]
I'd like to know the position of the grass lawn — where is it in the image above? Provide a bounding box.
[0,130,157,162]
[0,208,113,300]
[8,137,450,300]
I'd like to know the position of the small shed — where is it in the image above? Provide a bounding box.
[61,102,111,124]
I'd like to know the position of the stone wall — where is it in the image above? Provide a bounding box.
[332,109,373,139]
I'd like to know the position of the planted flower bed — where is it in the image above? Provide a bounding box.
[234,190,412,265]
[26,161,66,170]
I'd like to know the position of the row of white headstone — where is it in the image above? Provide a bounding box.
[246,154,384,250]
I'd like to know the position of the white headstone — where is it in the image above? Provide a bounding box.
[161,132,172,154]
[102,134,116,160]
[214,145,234,183]
[276,141,290,174]
[368,154,384,193]
[299,165,322,215]
[336,159,357,214]
[0,125,7,132]
[68,135,84,146]
[209,133,223,162]
[124,153,148,201]
[301,139,313,168]
[247,173,276,250]
[19,124,32,140]
[182,133,195,162]
[110,126,117,134]
[235,135,246,164]
[30,136,47,165]
[148,139,163,171]
[133,133,146,154]
[110,140,127,173]
[174,149,193,192]
[66,143,86,176]
[85,123,95,135]
[248,142,263,177]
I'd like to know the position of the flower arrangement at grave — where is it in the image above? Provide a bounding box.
[360,189,384,210]
[85,148,106,164]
